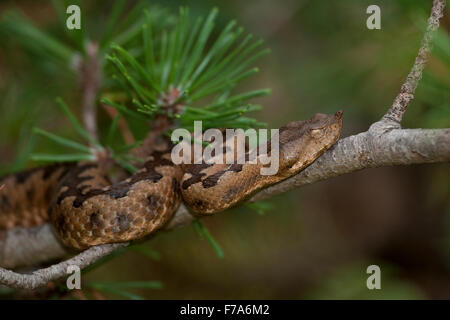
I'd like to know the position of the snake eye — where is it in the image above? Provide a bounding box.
[311,129,321,136]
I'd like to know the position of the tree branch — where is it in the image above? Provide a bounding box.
[251,127,450,202]
[0,224,68,269]
[0,243,126,290]
[1,125,449,288]
[0,0,447,289]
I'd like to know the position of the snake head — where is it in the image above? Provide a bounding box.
[278,110,343,175]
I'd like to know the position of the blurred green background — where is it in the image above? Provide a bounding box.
[0,0,449,299]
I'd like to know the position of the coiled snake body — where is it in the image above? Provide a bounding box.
[0,112,342,249]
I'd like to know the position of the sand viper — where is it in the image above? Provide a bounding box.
[0,112,342,249]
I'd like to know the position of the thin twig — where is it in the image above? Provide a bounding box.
[79,42,101,143]
[382,0,446,125]
[0,243,126,290]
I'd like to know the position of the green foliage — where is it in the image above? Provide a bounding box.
[0,0,173,74]
[30,98,140,172]
[417,27,450,128]
[6,4,271,173]
[31,98,97,163]
[0,11,73,66]
[0,1,174,173]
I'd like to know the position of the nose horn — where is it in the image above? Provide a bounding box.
[335,110,343,119]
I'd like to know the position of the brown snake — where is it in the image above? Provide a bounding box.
[0,112,342,249]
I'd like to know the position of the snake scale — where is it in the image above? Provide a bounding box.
[0,112,342,249]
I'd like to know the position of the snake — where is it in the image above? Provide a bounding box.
[0,111,342,249]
